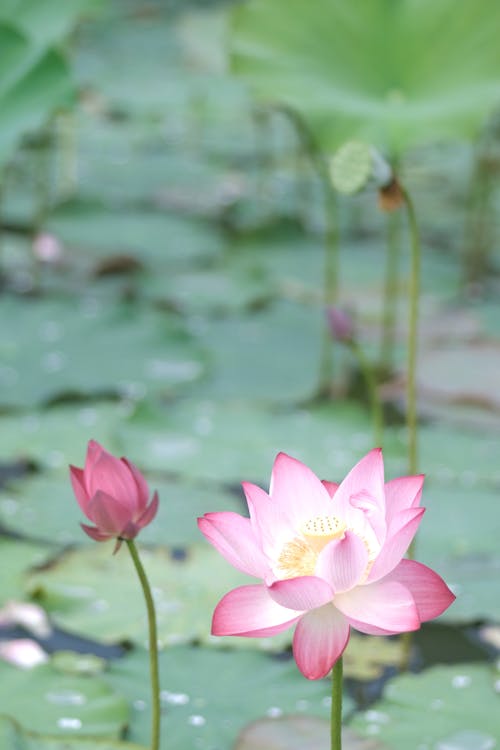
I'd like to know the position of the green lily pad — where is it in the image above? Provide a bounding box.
[116,397,398,483]
[0,470,242,547]
[0,0,101,47]
[46,201,225,269]
[235,717,384,750]
[0,23,73,168]
[0,716,147,750]
[0,296,204,408]
[0,658,129,738]
[350,663,500,747]
[230,0,500,153]
[0,538,53,607]
[0,403,126,468]
[192,301,323,401]
[105,646,352,749]
[26,543,268,648]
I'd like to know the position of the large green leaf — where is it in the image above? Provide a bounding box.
[0,659,129,738]
[350,663,500,747]
[0,717,147,750]
[26,543,256,648]
[0,38,74,167]
[0,296,204,407]
[0,0,101,48]
[0,471,241,547]
[0,403,123,467]
[0,538,53,606]
[105,646,351,750]
[230,0,500,153]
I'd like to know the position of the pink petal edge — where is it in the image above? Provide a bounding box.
[293,605,350,679]
[211,584,302,637]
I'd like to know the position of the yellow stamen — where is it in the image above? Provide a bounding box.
[276,514,347,578]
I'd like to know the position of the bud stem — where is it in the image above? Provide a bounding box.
[126,540,161,750]
[331,656,343,750]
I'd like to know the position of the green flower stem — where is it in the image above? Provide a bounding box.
[330,657,343,750]
[397,186,422,672]
[351,340,383,448]
[402,187,420,481]
[126,539,161,750]
[277,105,339,396]
[380,209,401,374]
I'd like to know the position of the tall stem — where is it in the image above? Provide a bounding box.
[330,657,343,750]
[352,341,383,448]
[277,106,339,396]
[380,209,401,374]
[402,187,420,479]
[126,540,161,750]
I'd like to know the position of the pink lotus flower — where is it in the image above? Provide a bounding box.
[70,440,159,546]
[198,449,455,680]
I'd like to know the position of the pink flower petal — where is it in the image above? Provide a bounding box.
[316,531,369,592]
[335,579,420,634]
[198,512,271,579]
[136,491,160,529]
[212,584,302,637]
[384,559,456,621]
[293,605,350,679]
[69,466,90,517]
[80,523,113,542]
[384,474,424,525]
[242,481,294,560]
[85,443,139,511]
[269,453,332,527]
[332,449,385,529]
[268,576,333,611]
[368,507,425,582]
[123,458,150,513]
[322,480,339,497]
[87,490,134,535]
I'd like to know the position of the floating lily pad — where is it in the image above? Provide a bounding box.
[26,543,269,648]
[0,403,124,467]
[0,296,205,407]
[117,397,393,484]
[0,716,147,750]
[0,538,53,607]
[105,646,352,750]
[1,470,242,547]
[0,23,73,168]
[235,716,384,750]
[350,663,500,747]
[0,0,101,47]
[46,201,225,269]
[0,658,128,738]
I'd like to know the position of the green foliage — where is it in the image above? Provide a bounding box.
[230,0,500,153]
[0,0,101,47]
[350,663,500,747]
[0,717,147,750]
[0,659,129,738]
[0,23,73,168]
[105,646,349,749]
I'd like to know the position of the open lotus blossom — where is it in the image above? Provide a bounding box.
[70,440,159,547]
[198,449,455,679]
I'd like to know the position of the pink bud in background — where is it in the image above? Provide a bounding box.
[326,306,355,343]
[70,441,159,546]
[0,639,48,669]
[32,233,64,264]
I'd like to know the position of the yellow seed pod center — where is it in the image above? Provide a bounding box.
[301,515,346,552]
